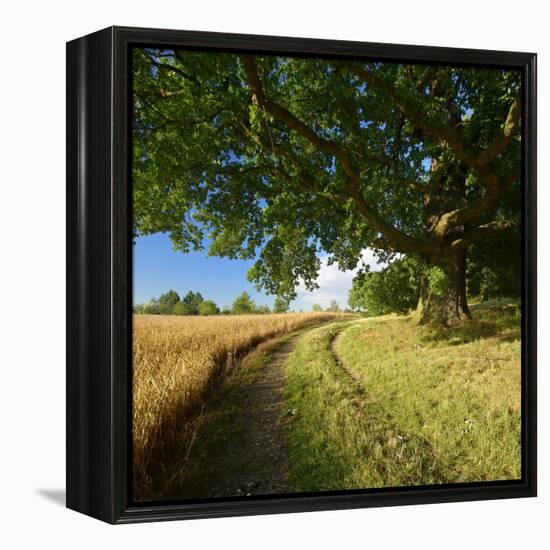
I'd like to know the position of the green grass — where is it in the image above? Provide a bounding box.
[283,307,521,491]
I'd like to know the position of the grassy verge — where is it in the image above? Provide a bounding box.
[284,307,520,491]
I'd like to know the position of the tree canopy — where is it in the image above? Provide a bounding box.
[273,295,290,313]
[231,292,256,314]
[349,257,423,316]
[182,291,204,315]
[198,299,220,315]
[133,49,521,324]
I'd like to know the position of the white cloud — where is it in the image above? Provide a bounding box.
[294,249,385,310]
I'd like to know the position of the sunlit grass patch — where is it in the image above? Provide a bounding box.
[284,306,520,492]
[336,308,521,484]
[284,321,444,492]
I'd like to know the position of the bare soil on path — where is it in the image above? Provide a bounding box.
[180,332,306,499]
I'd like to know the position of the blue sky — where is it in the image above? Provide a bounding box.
[133,233,383,311]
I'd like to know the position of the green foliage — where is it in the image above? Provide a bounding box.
[425,266,448,298]
[158,290,181,314]
[159,289,180,305]
[256,304,271,314]
[273,296,290,313]
[143,300,161,315]
[182,291,204,315]
[231,292,256,314]
[349,257,423,315]
[326,300,340,313]
[173,301,193,315]
[132,49,520,302]
[198,300,219,315]
[312,304,323,312]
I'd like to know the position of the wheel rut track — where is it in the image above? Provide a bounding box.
[330,323,371,399]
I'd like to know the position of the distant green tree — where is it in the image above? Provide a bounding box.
[143,299,161,315]
[272,296,290,313]
[182,291,204,315]
[220,306,231,315]
[133,304,145,314]
[172,301,193,315]
[311,303,323,312]
[327,300,340,313]
[158,290,181,314]
[256,304,271,314]
[349,257,422,316]
[199,300,219,315]
[232,292,256,314]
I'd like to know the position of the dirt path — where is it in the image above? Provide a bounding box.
[182,332,305,499]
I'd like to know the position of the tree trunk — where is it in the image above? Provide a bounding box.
[415,251,472,326]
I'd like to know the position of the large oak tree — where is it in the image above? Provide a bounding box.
[133,49,521,325]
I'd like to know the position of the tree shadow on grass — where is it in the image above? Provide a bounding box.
[419,320,500,346]
[494,332,521,344]
[418,308,519,346]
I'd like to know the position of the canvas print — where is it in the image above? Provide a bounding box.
[131,47,522,503]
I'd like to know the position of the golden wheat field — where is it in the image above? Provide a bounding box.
[132,312,341,498]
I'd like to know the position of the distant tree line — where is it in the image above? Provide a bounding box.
[134,290,296,316]
[134,291,350,316]
[312,301,342,313]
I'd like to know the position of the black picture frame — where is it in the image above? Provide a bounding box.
[66,26,537,524]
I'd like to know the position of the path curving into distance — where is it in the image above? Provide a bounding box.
[175,318,365,500]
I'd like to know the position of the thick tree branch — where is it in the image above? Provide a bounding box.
[344,63,520,238]
[416,66,439,94]
[273,161,418,254]
[342,176,436,255]
[348,64,521,176]
[400,178,430,195]
[476,96,521,165]
[346,63,482,169]
[432,167,519,236]
[450,219,518,250]
[241,55,358,180]
[240,55,436,257]
[147,55,199,84]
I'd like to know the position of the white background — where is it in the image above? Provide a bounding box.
[0,0,547,547]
